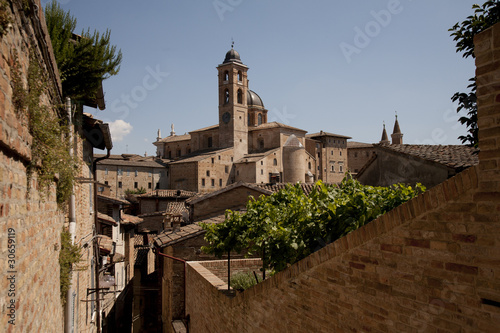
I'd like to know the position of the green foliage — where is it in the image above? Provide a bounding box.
[59,229,82,303]
[230,271,263,291]
[449,1,500,147]
[125,187,147,195]
[202,177,425,274]
[0,0,11,38]
[44,0,122,100]
[12,53,78,205]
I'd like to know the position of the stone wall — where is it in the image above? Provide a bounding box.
[0,1,64,331]
[184,23,500,333]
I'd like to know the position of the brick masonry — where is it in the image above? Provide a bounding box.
[0,2,65,332]
[184,23,500,333]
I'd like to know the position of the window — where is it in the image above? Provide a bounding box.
[231,157,233,162]
[177,149,181,157]
[225,165,229,173]
[308,162,311,169]
[104,181,108,185]
[105,168,108,175]
[117,168,123,176]
[219,179,222,186]
[156,182,160,189]
[331,150,333,156]
[317,166,320,171]
[260,161,263,166]
[237,89,242,104]
[261,169,264,175]
[134,182,138,188]
[211,179,215,187]
[354,152,358,158]
[340,151,342,156]
[135,170,138,177]
[148,182,152,189]
[224,70,229,81]
[224,89,229,104]
[206,170,210,177]
[331,165,335,172]
[317,153,321,158]
[339,165,343,172]
[259,139,264,150]
[98,186,104,193]
[202,178,205,187]
[149,171,152,177]
[258,113,262,125]
[127,169,130,176]
[208,137,213,148]
[118,182,122,188]
[187,148,191,154]
[218,156,221,160]
[212,158,215,164]
[168,151,172,159]
[273,158,277,166]
[238,70,242,81]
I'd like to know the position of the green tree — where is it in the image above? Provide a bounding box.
[449,0,500,147]
[201,178,424,274]
[44,0,122,100]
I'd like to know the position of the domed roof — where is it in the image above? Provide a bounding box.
[247,89,264,108]
[223,48,242,64]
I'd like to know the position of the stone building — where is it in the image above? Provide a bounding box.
[95,153,169,198]
[153,47,350,193]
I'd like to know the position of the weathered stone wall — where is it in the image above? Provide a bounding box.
[0,1,64,332]
[184,23,500,333]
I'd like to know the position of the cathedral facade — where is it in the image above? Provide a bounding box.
[154,47,351,193]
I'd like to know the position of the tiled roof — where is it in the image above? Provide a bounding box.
[169,147,232,165]
[98,212,117,225]
[347,141,374,148]
[153,223,205,248]
[234,148,280,164]
[377,144,479,170]
[157,133,191,143]
[189,124,219,133]
[153,213,229,248]
[138,189,197,199]
[306,131,352,139]
[255,182,322,196]
[97,235,114,254]
[97,194,130,205]
[186,181,273,205]
[121,213,143,225]
[165,201,188,215]
[249,122,306,133]
[95,154,169,168]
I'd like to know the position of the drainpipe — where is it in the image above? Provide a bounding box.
[93,149,111,333]
[65,97,76,333]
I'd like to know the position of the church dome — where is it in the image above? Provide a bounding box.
[247,89,264,108]
[223,48,242,64]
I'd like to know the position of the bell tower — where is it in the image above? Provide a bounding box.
[217,45,249,160]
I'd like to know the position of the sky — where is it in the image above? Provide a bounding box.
[47,0,482,156]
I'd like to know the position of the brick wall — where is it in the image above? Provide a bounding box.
[184,23,500,333]
[0,1,65,332]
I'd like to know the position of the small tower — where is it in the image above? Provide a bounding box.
[380,123,390,144]
[170,123,176,137]
[217,44,249,160]
[156,129,162,141]
[391,114,403,144]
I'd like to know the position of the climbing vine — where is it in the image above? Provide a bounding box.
[11,52,78,205]
[202,177,425,274]
[59,229,82,303]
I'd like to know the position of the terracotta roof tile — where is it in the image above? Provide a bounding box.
[121,213,143,225]
[98,212,117,225]
[378,144,479,170]
[138,189,197,199]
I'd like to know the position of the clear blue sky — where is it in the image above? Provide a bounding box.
[47,0,482,156]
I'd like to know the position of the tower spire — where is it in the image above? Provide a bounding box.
[380,122,390,144]
[391,113,403,144]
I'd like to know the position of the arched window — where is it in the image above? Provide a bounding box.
[224,89,229,104]
[259,139,264,150]
[224,71,229,81]
[258,113,262,125]
[308,162,311,169]
[273,158,277,166]
[237,89,242,104]
[238,71,242,81]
